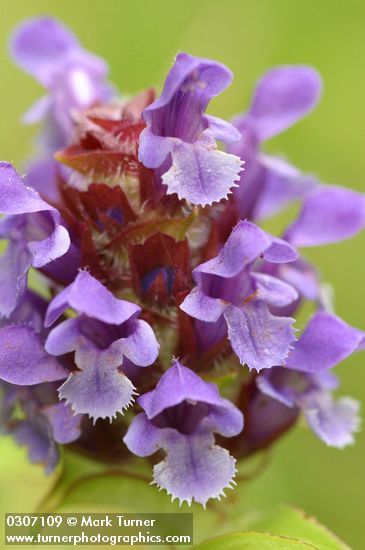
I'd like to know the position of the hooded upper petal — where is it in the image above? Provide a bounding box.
[285,186,365,246]
[141,53,235,145]
[10,17,79,86]
[45,270,140,327]
[286,312,365,372]
[242,66,322,141]
[139,360,228,420]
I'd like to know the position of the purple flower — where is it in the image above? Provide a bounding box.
[45,271,160,421]
[180,220,299,371]
[124,360,243,506]
[228,66,321,220]
[10,17,111,150]
[0,162,70,317]
[257,312,365,447]
[138,53,243,206]
[10,389,82,474]
[228,66,365,244]
[0,292,81,473]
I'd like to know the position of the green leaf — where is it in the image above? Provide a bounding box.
[250,505,350,550]
[194,531,317,549]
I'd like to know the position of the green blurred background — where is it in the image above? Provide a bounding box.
[0,0,364,548]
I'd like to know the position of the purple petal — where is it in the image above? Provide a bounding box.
[58,344,135,421]
[138,361,226,420]
[137,129,175,169]
[42,402,82,444]
[254,155,318,221]
[285,186,365,247]
[237,384,299,455]
[256,369,296,407]
[45,270,140,326]
[204,115,241,143]
[286,312,364,372]
[109,320,159,367]
[247,66,322,141]
[180,287,228,323]
[195,317,228,352]
[0,325,68,385]
[224,301,296,371]
[263,236,299,264]
[142,52,233,146]
[45,318,82,356]
[123,412,162,457]
[24,158,62,204]
[23,95,51,125]
[252,273,299,307]
[0,163,70,315]
[1,290,48,332]
[195,221,270,279]
[0,241,31,317]
[161,136,243,206]
[0,162,53,215]
[153,428,236,507]
[205,401,244,437]
[302,394,360,448]
[13,417,60,474]
[278,259,320,301]
[40,242,80,286]
[28,212,70,267]
[10,17,79,86]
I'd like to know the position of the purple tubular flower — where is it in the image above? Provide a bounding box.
[229,66,365,244]
[180,220,299,371]
[0,162,70,317]
[0,290,82,473]
[12,394,81,474]
[123,360,243,507]
[257,312,365,447]
[45,271,160,422]
[10,17,111,149]
[138,52,243,206]
[229,66,322,220]
[13,412,61,474]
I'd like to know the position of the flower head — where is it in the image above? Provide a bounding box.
[1,17,365,506]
